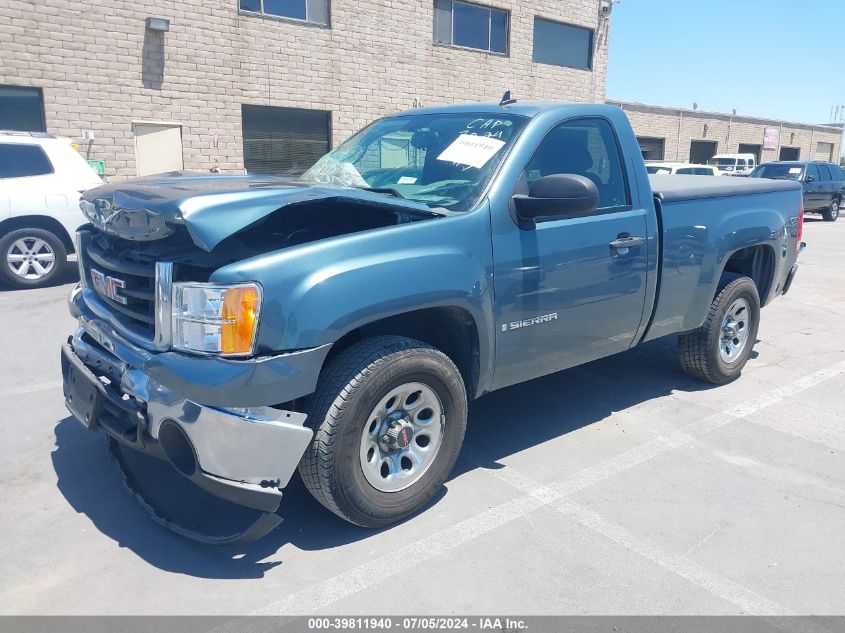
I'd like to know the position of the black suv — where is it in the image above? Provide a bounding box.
[749,161,844,221]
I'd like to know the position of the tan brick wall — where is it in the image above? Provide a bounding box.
[0,0,609,179]
[610,101,843,166]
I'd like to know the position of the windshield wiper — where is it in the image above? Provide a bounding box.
[360,187,406,199]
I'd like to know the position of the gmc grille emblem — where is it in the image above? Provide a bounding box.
[90,269,128,305]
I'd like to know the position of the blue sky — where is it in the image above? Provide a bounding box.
[606,0,845,125]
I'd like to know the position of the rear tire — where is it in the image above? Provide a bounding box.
[298,335,468,527]
[0,228,67,289]
[678,273,760,384]
[822,197,839,222]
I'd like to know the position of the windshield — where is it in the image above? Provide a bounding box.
[646,165,673,174]
[302,113,527,212]
[709,158,737,171]
[748,164,804,180]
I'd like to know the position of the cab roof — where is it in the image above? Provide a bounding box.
[387,101,623,120]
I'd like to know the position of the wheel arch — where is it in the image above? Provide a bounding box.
[0,215,75,253]
[323,306,483,400]
[721,243,776,305]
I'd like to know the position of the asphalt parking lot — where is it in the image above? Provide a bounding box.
[0,216,843,616]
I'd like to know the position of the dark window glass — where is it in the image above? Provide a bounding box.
[830,164,844,180]
[240,0,327,24]
[806,164,820,181]
[532,17,593,70]
[242,104,330,176]
[817,164,832,181]
[263,0,306,20]
[453,2,489,49]
[749,164,804,180]
[636,137,665,161]
[0,143,53,178]
[490,10,507,53]
[526,118,629,210]
[0,86,45,133]
[434,0,452,44]
[433,1,508,54]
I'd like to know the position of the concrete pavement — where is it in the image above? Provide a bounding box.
[0,217,843,615]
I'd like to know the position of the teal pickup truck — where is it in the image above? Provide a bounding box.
[61,101,804,542]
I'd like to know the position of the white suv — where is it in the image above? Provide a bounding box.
[0,132,103,288]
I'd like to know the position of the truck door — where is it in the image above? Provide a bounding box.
[804,164,823,209]
[817,164,833,205]
[491,117,650,389]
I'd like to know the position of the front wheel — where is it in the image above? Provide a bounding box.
[298,336,468,527]
[678,273,761,384]
[822,197,839,222]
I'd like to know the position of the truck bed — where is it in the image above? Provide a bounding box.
[649,174,799,202]
[644,174,803,343]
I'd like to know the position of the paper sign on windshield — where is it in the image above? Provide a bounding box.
[789,167,802,174]
[437,134,506,169]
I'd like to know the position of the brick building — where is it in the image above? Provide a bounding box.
[611,101,843,166]
[0,0,611,180]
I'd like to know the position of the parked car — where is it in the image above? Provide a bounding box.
[62,102,804,542]
[708,153,757,176]
[0,132,103,288]
[645,162,719,176]
[748,160,844,222]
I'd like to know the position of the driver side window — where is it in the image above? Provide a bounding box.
[525,118,629,210]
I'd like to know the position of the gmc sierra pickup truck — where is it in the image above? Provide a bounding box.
[61,101,804,543]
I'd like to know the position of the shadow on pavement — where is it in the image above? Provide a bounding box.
[52,418,378,579]
[51,337,719,579]
[0,263,79,292]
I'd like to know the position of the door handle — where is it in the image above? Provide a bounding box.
[609,235,646,249]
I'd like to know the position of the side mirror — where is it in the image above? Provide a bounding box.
[805,175,816,183]
[512,174,599,221]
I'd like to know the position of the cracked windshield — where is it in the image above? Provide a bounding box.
[302,113,527,212]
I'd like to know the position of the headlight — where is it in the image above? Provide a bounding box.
[172,283,262,356]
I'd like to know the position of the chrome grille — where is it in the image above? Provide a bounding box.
[85,235,156,331]
[78,230,172,350]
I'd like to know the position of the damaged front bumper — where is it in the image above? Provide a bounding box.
[62,287,325,544]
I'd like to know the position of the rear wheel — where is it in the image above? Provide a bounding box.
[678,273,760,384]
[0,228,67,289]
[822,197,839,222]
[298,335,467,527]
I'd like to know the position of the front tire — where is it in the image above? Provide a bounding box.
[822,197,839,222]
[678,273,760,384]
[0,228,68,289]
[298,336,468,527]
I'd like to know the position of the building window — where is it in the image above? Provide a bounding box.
[0,86,46,133]
[242,104,331,176]
[532,17,593,70]
[636,136,665,161]
[239,0,329,25]
[434,1,508,55]
[816,141,834,162]
[690,140,718,165]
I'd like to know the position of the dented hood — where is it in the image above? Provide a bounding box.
[81,173,442,251]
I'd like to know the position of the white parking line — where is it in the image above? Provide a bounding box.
[249,359,845,616]
[463,447,792,615]
[0,380,63,400]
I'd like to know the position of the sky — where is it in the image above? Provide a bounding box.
[606,0,845,126]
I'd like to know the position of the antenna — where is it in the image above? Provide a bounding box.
[499,90,517,107]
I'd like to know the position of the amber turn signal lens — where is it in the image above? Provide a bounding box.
[220,286,261,355]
